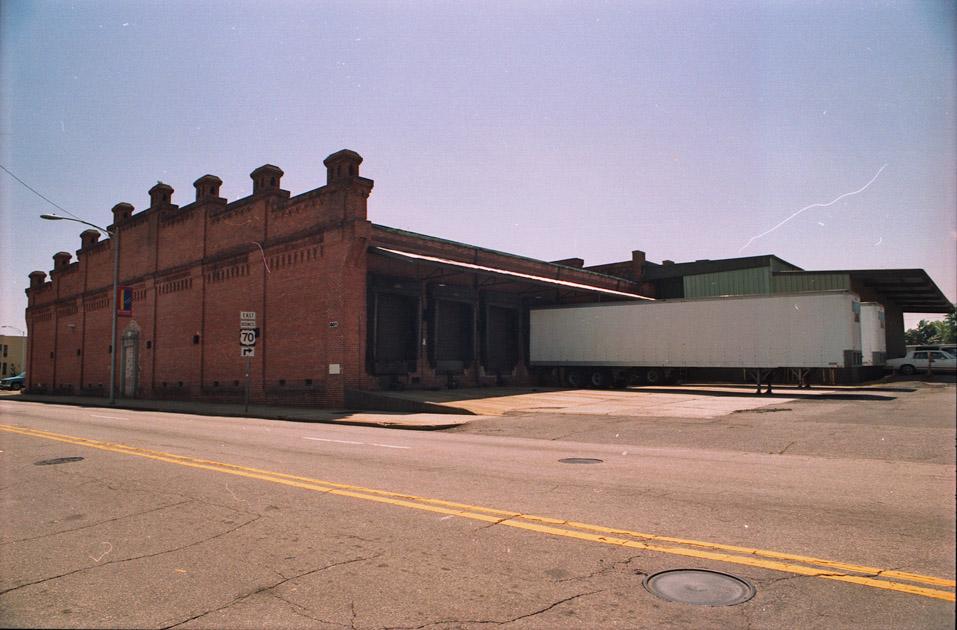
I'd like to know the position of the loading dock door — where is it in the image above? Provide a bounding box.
[483,304,519,373]
[433,299,474,373]
[372,292,419,375]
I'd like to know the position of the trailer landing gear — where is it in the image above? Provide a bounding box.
[787,368,813,389]
[747,368,775,395]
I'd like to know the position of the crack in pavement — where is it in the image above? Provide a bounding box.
[757,568,890,589]
[473,516,516,531]
[776,441,797,455]
[384,589,606,629]
[0,509,262,596]
[0,499,193,546]
[161,554,381,629]
[268,591,351,628]
[51,467,260,519]
[556,553,644,583]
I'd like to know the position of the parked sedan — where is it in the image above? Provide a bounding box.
[0,372,25,390]
[885,350,957,375]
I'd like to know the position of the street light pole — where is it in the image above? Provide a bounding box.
[40,214,119,405]
[0,325,26,375]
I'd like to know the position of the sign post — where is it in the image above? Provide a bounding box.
[240,311,257,414]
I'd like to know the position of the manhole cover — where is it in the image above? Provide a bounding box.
[643,569,755,606]
[34,457,85,466]
[558,457,603,464]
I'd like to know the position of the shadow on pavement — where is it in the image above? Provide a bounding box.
[630,387,896,401]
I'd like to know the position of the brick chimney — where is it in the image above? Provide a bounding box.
[194,174,224,202]
[80,229,101,249]
[318,150,374,223]
[149,182,174,209]
[53,251,72,273]
[112,202,134,226]
[250,165,284,194]
[29,271,47,289]
[324,149,363,185]
[631,250,646,280]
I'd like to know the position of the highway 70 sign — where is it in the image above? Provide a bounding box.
[240,329,256,346]
[240,311,257,357]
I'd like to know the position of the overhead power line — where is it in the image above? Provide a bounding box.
[0,163,84,221]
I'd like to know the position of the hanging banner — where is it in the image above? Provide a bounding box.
[117,286,133,317]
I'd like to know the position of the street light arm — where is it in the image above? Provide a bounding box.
[40,213,113,236]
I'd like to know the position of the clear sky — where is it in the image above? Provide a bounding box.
[2,1,954,333]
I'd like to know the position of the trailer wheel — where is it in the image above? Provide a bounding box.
[564,369,585,388]
[644,368,663,385]
[587,369,610,389]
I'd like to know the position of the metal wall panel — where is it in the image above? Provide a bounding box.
[771,273,850,293]
[683,267,771,298]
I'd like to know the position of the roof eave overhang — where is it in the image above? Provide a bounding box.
[774,269,953,313]
[370,247,652,300]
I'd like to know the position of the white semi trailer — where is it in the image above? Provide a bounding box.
[529,291,863,391]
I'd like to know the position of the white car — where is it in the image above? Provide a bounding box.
[885,349,957,375]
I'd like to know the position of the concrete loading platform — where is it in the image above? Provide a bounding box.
[347,384,898,418]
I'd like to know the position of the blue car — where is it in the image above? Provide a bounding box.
[0,372,25,390]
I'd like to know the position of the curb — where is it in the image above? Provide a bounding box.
[2,395,467,431]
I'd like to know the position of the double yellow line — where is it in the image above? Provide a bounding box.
[2,422,954,602]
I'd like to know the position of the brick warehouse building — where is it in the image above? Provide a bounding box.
[24,149,652,407]
[25,149,950,405]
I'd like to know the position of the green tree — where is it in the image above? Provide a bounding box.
[942,307,957,343]
[904,306,957,344]
[904,320,938,345]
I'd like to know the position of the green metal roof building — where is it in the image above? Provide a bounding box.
[589,253,952,359]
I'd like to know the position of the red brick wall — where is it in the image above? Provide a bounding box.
[83,242,114,292]
[117,215,158,281]
[203,254,262,395]
[157,207,205,270]
[81,290,112,391]
[53,299,81,392]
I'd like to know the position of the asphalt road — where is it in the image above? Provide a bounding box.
[0,383,954,629]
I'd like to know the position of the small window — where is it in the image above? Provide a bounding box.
[76,349,81,356]
[304,379,313,386]
[279,379,286,386]
[233,380,240,386]
[213,381,219,387]
[192,335,200,345]
[913,352,928,359]
[930,352,946,360]
[146,340,152,349]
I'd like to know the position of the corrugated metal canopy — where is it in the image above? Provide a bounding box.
[371,247,652,300]
[774,269,952,313]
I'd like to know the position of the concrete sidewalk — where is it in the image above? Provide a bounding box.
[2,379,913,428]
[0,392,475,431]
